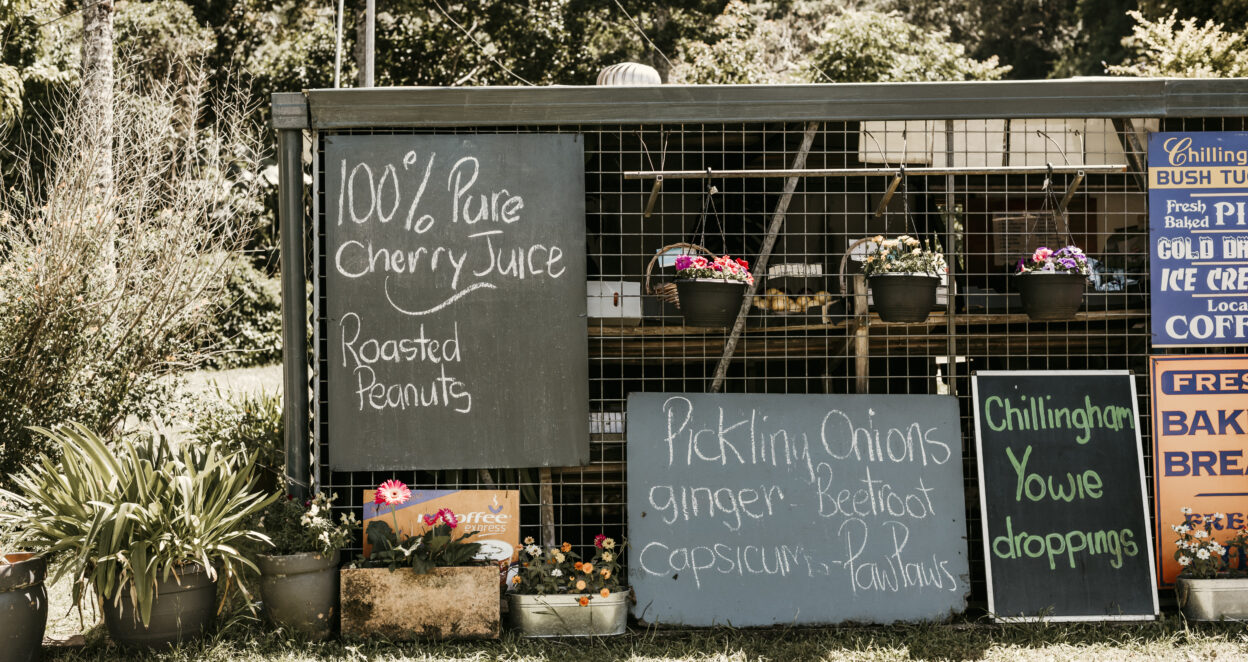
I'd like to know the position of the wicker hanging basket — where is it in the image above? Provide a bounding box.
[644,242,715,309]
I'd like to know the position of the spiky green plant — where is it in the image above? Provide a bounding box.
[0,423,278,627]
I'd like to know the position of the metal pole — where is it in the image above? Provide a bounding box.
[364,0,375,87]
[334,0,344,87]
[278,125,311,499]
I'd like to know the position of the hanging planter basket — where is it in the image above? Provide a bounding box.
[674,279,748,327]
[868,274,940,323]
[1014,272,1085,321]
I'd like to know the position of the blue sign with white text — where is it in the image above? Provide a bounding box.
[1149,131,1248,346]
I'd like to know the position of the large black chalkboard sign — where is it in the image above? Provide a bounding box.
[324,134,589,470]
[972,371,1157,621]
[626,392,970,626]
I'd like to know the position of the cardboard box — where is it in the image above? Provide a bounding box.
[363,489,520,564]
[587,281,641,326]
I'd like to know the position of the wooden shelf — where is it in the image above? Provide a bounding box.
[588,309,1147,361]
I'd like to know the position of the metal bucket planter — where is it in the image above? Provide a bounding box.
[674,279,747,327]
[339,566,499,639]
[259,551,340,640]
[507,592,628,637]
[1015,273,1085,321]
[1176,577,1248,621]
[102,564,216,649]
[0,553,48,662]
[868,274,939,323]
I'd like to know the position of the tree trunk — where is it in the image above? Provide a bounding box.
[81,0,114,193]
[354,0,368,87]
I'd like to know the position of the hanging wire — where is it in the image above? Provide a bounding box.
[691,172,725,253]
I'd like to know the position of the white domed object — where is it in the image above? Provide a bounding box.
[596,62,662,86]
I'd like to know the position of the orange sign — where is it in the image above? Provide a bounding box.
[1150,355,1248,586]
[362,489,520,563]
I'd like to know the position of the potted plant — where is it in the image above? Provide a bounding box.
[0,423,276,649]
[1014,245,1089,320]
[861,235,947,323]
[0,497,47,662]
[507,534,627,637]
[256,491,358,640]
[673,254,754,327]
[1172,509,1248,621]
[340,480,499,639]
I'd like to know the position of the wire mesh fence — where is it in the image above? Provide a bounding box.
[310,115,1244,608]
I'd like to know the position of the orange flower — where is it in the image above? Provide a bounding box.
[601,569,611,579]
[600,588,610,598]
[512,576,522,585]
[582,563,594,574]
[576,580,587,590]
[574,561,583,570]
[578,596,590,607]
[561,542,572,553]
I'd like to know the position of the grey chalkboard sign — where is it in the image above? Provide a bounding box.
[972,371,1158,621]
[324,134,589,470]
[626,392,969,626]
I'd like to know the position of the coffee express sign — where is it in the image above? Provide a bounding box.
[1149,132,1248,346]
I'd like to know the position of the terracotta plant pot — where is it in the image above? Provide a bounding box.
[674,279,748,327]
[868,274,940,323]
[0,554,48,662]
[102,564,216,649]
[258,551,340,640]
[1014,272,1085,321]
[507,591,628,637]
[339,566,499,639]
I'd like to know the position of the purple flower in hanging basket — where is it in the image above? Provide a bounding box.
[674,255,693,271]
[1059,258,1078,270]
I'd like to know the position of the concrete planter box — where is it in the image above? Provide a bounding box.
[507,592,628,637]
[1176,577,1248,621]
[340,566,499,639]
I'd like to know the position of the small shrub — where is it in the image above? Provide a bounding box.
[191,387,284,492]
[199,256,283,369]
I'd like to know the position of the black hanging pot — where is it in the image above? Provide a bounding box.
[0,553,48,662]
[675,279,748,327]
[102,564,217,649]
[868,274,940,323]
[1014,272,1086,321]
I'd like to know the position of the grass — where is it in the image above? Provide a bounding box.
[34,615,1248,661]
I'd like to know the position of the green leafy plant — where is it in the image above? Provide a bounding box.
[1173,508,1247,579]
[860,235,947,277]
[190,386,283,491]
[363,479,483,574]
[512,534,625,604]
[260,491,358,557]
[0,423,278,626]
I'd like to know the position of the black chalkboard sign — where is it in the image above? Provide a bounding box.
[626,392,970,626]
[324,134,589,470]
[972,371,1158,621]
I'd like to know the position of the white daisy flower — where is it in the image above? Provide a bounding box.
[1194,530,1209,539]
[1178,556,1192,566]
[551,568,563,577]
[1181,506,1193,515]
[1197,548,1211,560]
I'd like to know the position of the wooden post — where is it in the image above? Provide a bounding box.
[710,122,820,393]
[853,274,869,394]
[539,467,556,548]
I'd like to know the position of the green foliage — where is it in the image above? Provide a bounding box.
[809,9,1010,82]
[513,536,625,600]
[0,423,277,627]
[364,512,483,574]
[259,491,358,557]
[1107,9,1248,77]
[0,63,20,129]
[115,0,216,87]
[0,75,264,488]
[190,387,283,490]
[199,256,282,369]
[1138,0,1248,31]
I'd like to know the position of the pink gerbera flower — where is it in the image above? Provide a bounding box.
[422,513,438,526]
[439,508,459,528]
[374,479,411,506]
[594,534,607,548]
